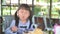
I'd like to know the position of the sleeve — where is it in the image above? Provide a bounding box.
[5,20,17,34]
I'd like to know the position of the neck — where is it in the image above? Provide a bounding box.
[20,20,27,24]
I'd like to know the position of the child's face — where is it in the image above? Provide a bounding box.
[17,8,30,20]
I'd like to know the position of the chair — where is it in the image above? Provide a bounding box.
[2,15,14,32]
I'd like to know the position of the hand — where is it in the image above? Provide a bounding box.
[11,26,18,32]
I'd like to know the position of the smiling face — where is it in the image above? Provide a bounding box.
[17,8,30,21]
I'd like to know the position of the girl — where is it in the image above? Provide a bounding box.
[5,4,34,34]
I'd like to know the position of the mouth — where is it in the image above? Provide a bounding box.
[22,16,25,18]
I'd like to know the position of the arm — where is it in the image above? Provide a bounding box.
[5,27,17,34]
[5,20,17,34]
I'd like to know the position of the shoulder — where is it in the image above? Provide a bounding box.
[12,20,15,22]
[10,20,16,27]
[11,20,16,24]
[11,20,15,23]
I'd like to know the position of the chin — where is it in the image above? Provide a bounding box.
[21,19,26,20]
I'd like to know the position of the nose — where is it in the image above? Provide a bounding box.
[22,12,26,15]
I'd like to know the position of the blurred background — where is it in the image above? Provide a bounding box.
[0,0,60,34]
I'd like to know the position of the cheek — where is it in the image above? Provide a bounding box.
[18,14,22,17]
[25,14,30,18]
[17,12,22,16]
[17,13,21,18]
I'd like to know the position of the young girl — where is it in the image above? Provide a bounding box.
[5,4,34,34]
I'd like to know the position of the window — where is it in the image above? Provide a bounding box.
[11,0,18,5]
[11,6,18,15]
[51,0,60,18]
[2,0,10,5]
[2,6,10,15]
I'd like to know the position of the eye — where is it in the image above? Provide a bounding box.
[20,11,23,13]
[25,11,29,14]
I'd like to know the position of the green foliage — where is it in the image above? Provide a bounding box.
[47,0,50,3]
[47,0,58,3]
[34,6,41,15]
[53,0,58,2]
[36,0,40,2]
[1,0,3,3]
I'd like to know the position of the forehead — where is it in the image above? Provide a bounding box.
[18,8,29,12]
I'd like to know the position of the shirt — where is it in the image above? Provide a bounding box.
[5,20,34,34]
